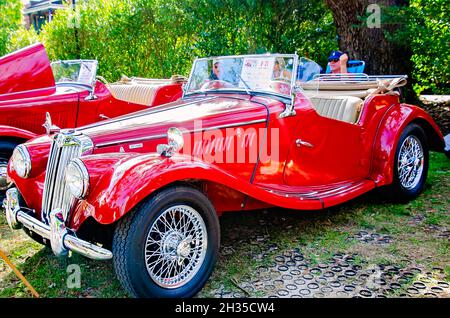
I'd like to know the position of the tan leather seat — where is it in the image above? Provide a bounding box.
[108,83,159,106]
[309,96,363,124]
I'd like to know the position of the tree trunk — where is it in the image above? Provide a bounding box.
[325,0,410,76]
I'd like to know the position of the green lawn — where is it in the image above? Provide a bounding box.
[0,152,448,298]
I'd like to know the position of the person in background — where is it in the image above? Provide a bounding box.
[273,60,282,79]
[210,61,221,80]
[328,50,348,74]
[272,58,292,82]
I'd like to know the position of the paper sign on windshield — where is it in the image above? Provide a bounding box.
[240,57,275,90]
[77,62,94,85]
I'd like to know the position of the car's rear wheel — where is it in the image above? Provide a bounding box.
[386,123,429,201]
[112,186,220,298]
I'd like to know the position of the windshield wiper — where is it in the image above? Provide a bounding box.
[81,61,92,72]
[234,71,253,96]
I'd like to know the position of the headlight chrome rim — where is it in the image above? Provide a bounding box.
[65,158,89,199]
[11,145,31,178]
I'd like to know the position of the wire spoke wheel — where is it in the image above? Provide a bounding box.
[145,205,208,289]
[397,135,424,190]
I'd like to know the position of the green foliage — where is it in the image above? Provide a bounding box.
[7,27,40,52]
[409,0,450,95]
[0,0,22,56]
[38,0,336,81]
[186,0,336,67]
[1,0,447,95]
[384,0,450,95]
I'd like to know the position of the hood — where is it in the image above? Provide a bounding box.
[0,43,55,97]
[80,94,271,148]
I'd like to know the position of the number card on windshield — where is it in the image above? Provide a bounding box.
[240,57,275,90]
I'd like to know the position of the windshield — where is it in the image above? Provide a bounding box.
[51,60,98,87]
[185,54,298,98]
[296,57,322,83]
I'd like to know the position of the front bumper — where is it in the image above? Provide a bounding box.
[2,188,112,261]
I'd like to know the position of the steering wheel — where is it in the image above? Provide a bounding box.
[200,80,234,90]
[270,80,291,94]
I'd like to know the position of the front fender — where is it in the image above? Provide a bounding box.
[71,153,244,228]
[370,103,444,186]
[0,125,36,141]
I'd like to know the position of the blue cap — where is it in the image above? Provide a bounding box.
[328,51,343,62]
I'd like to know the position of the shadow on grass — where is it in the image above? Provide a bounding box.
[0,243,126,298]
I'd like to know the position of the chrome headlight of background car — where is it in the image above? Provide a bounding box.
[65,158,89,199]
[10,145,31,178]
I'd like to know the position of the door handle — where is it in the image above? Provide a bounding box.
[99,114,110,120]
[296,139,314,148]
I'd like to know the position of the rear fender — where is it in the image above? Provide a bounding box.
[370,104,444,186]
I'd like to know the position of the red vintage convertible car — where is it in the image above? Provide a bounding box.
[0,43,184,195]
[3,54,445,298]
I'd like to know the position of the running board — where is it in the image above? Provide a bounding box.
[255,179,376,210]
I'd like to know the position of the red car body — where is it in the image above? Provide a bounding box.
[9,92,444,224]
[0,43,183,192]
[3,54,445,297]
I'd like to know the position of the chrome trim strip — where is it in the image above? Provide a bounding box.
[0,86,57,99]
[95,118,267,148]
[80,96,216,131]
[194,53,297,62]
[42,131,93,224]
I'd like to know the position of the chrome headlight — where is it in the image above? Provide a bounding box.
[157,127,184,157]
[10,145,31,178]
[65,158,89,199]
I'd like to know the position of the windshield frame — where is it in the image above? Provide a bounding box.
[51,59,98,89]
[183,53,299,103]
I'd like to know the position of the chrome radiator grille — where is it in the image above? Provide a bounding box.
[41,131,93,224]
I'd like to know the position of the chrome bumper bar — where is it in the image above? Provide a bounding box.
[2,188,112,261]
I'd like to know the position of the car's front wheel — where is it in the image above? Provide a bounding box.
[113,186,220,298]
[0,139,20,200]
[387,123,429,201]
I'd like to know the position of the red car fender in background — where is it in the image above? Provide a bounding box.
[0,43,55,96]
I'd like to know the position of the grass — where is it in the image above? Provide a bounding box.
[0,152,448,298]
